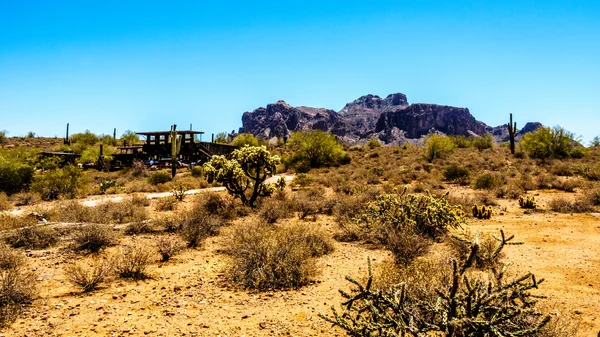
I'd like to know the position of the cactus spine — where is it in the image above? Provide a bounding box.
[169,124,182,178]
[508,113,517,155]
[472,204,492,219]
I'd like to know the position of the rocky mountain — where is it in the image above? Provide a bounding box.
[237,93,540,144]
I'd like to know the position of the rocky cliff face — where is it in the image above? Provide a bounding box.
[238,93,540,144]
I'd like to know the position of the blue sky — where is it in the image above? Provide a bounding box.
[1,1,599,142]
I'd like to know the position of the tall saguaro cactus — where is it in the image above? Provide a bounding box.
[508,113,517,155]
[169,124,182,178]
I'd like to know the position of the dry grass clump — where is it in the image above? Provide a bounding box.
[154,197,177,211]
[124,221,155,235]
[552,177,582,192]
[153,215,183,233]
[72,224,118,253]
[113,242,154,280]
[548,196,593,213]
[449,231,507,270]
[51,199,147,224]
[10,192,39,207]
[64,258,112,292]
[0,244,23,271]
[473,172,502,190]
[583,186,600,206]
[0,192,11,211]
[156,236,184,262]
[227,221,333,290]
[179,208,223,248]
[5,226,59,249]
[0,247,37,328]
[0,214,37,231]
[196,191,248,220]
[258,198,294,224]
[130,193,150,207]
[386,228,431,265]
[371,257,450,298]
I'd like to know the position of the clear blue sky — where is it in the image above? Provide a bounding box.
[1,1,599,142]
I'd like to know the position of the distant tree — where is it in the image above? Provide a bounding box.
[203,145,280,207]
[231,133,260,147]
[71,130,99,146]
[288,130,349,168]
[590,136,600,147]
[26,131,36,139]
[0,130,7,144]
[31,165,82,200]
[520,126,585,159]
[120,130,139,145]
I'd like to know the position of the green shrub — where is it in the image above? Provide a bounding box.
[70,130,98,146]
[473,172,500,190]
[31,165,82,200]
[520,126,585,159]
[231,133,260,147]
[288,130,349,168]
[366,138,382,149]
[443,165,470,183]
[0,159,34,195]
[425,134,455,162]
[148,171,172,185]
[471,133,494,151]
[190,166,203,177]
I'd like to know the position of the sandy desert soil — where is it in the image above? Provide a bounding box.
[1,188,599,337]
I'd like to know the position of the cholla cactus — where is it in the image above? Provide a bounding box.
[472,204,492,219]
[519,195,537,209]
[203,145,280,207]
[320,230,550,337]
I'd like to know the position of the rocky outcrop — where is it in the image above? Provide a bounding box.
[238,93,540,144]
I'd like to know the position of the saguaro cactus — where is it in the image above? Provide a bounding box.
[508,113,517,155]
[169,124,182,178]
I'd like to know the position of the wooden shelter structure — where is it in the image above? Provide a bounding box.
[110,129,236,168]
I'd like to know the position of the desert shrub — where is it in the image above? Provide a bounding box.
[120,130,139,146]
[130,193,150,207]
[357,189,465,243]
[99,180,117,194]
[231,133,260,147]
[495,182,524,199]
[0,159,34,196]
[156,236,184,262]
[190,166,203,177]
[5,226,59,249]
[552,162,573,176]
[0,265,37,328]
[0,192,10,211]
[96,200,147,224]
[70,130,98,146]
[553,178,581,192]
[425,134,455,162]
[536,173,554,189]
[124,221,155,235]
[292,173,313,188]
[321,231,551,336]
[288,130,349,168]
[0,245,23,270]
[548,197,593,213]
[64,258,112,292]
[204,146,280,207]
[131,160,146,177]
[366,138,382,149]
[148,171,172,185]
[449,231,512,270]
[113,243,154,280]
[11,192,39,207]
[520,126,584,159]
[197,191,242,219]
[155,197,177,211]
[473,172,500,190]
[72,224,117,253]
[153,215,183,233]
[583,187,600,206]
[574,163,600,181]
[31,165,82,200]
[258,198,294,224]
[227,221,332,289]
[179,210,222,248]
[442,165,470,183]
[0,214,37,231]
[471,133,494,151]
[386,228,431,265]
